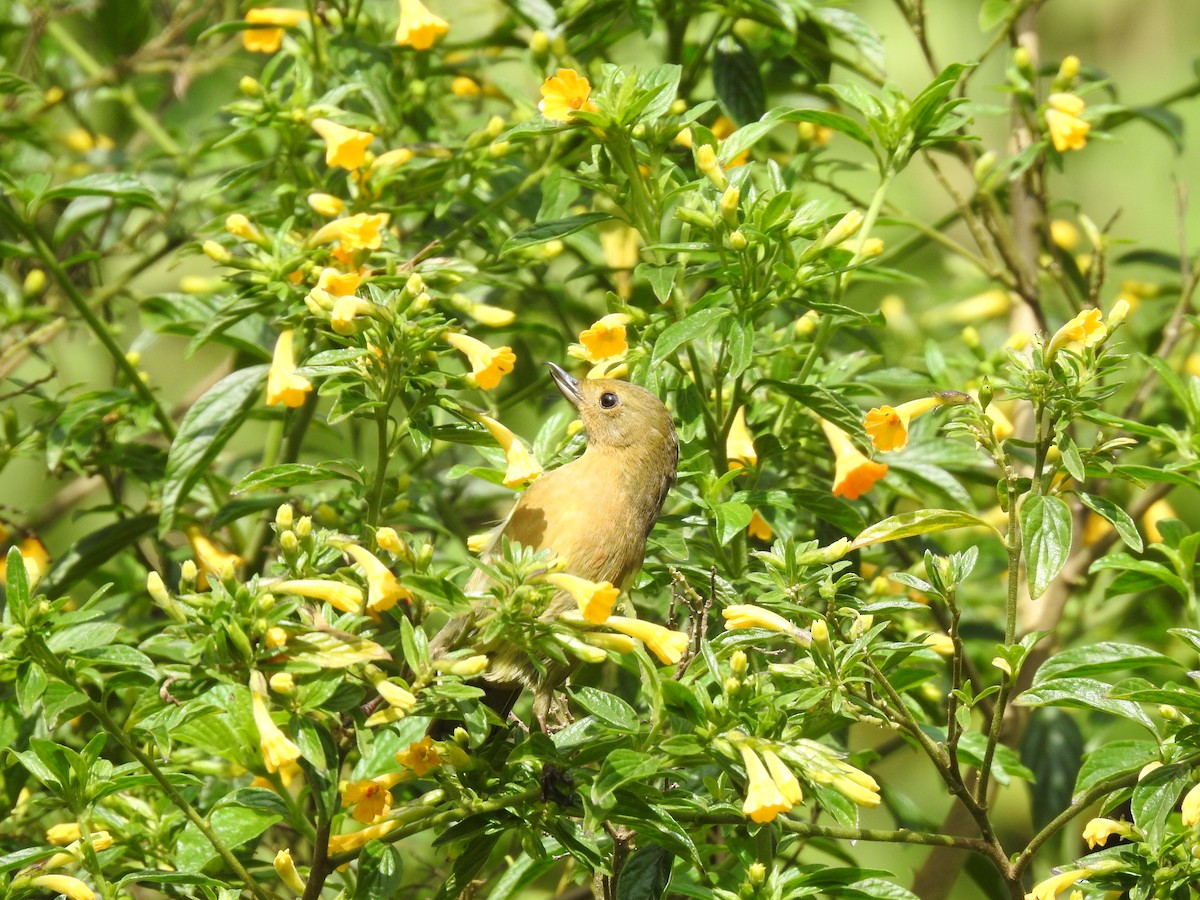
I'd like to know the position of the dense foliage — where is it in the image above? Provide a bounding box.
[3,1,1200,898]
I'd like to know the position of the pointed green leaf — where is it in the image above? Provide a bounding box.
[1020,495,1072,599]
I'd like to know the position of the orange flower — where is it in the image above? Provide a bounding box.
[395,0,448,50]
[1045,93,1090,153]
[863,397,942,452]
[395,736,441,775]
[311,119,375,170]
[819,420,887,500]
[445,332,516,390]
[243,7,308,54]
[342,773,405,823]
[570,313,630,362]
[266,330,312,409]
[539,69,595,121]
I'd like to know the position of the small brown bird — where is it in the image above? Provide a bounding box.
[430,362,678,730]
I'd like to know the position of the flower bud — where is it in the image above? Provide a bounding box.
[728,230,747,251]
[202,240,231,263]
[695,144,727,189]
[811,620,829,645]
[794,310,819,337]
[239,76,262,96]
[723,676,741,695]
[529,30,550,53]
[719,186,740,227]
[1057,54,1080,84]
[819,210,864,250]
[23,269,46,297]
[269,672,295,694]
[180,559,198,586]
[275,504,294,530]
[280,531,299,553]
[730,649,747,677]
[264,626,288,649]
[973,150,997,185]
[274,848,306,894]
[294,516,312,537]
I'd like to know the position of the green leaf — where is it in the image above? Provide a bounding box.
[175,789,286,871]
[635,263,676,304]
[159,365,267,535]
[1090,553,1189,600]
[761,381,863,437]
[231,460,365,493]
[572,686,638,732]
[1020,495,1071,599]
[651,307,728,367]
[1016,677,1154,729]
[5,546,31,620]
[500,213,613,256]
[1075,494,1137,556]
[776,108,875,150]
[712,35,765,126]
[38,513,157,596]
[35,173,162,213]
[978,0,1011,30]
[850,509,1000,551]
[1132,763,1189,851]
[1074,739,1158,794]
[15,662,47,716]
[616,843,672,900]
[488,854,558,900]
[1035,642,1176,682]
[1020,709,1083,830]
[591,750,662,805]
[714,501,752,545]
[353,841,403,900]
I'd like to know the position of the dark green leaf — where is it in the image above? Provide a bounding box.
[159,365,267,535]
[651,307,728,367]
[1035,642,1176,682]
[591,750,662,805]
[1132,763,1189,851]
[712,35,765,126]
[1074,739,1158,795]
[232,461,365,493]
[1019,495,1071,599]
[38,513,156,596]
[501,213,613,255]
[572,686,638,732]
[617,843,672,900]
[353,841,403,900]
[35,173,162,212]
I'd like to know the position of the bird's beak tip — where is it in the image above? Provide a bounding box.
[547,362,584,406]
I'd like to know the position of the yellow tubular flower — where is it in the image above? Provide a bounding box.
[580,632,638,653]
[266,330,313,409]
[311,118,375,170]
[186,527,240,584]
[722,604,801,636]
[274,578,365,614]
[1025,868,1091,900]
[571,313,631,362]
[985,401,1014,443]
[243,8,308,54]
[250,672,301,773]
[225,214,264,243]
[1182,782,1200,827]
[446,332,516,390]
[1045,93,1090,153]
[433,655,489,676]
[30,875,95,900]
[328,819,399,855]
[395,0,448,50]
[307,193,345,217]
[473,413,543,487]
[747,509,773,542]
[819,420,888,500]
[330,296,374,336]
[1082,817,1134,849]
[316,267,362,297]
[539,69,594,121]
[739,744,793,823]
[1046,308,1106,359]
[395,736,441,775]
[605,616,689,665]
[274,848,307,894]
[823,764,881,807]
[694,144,726,189]
[341,543,411,615]
[375,680,417,710]
[545,572,619,624]
[726,406,757,469]
[923,632,954,656]
[762,750,804,805]
[46,823,82,845]
[864,396,942,452]
[371,147,415,174]
[310,212,390,252]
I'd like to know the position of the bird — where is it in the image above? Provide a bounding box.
[429,362,678,733]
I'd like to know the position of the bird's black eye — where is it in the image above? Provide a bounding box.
[600,392,619,409]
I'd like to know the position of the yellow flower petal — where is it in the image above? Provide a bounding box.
[538,69,594,121]
[267,330,313,408]
[726,406,757,469]
[819,420,887,500]
[395,0,448,50]
[311,118,375,170]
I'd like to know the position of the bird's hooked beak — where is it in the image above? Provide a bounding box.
[547,362,584,408]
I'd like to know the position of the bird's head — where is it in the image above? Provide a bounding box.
[548,363,677,462]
